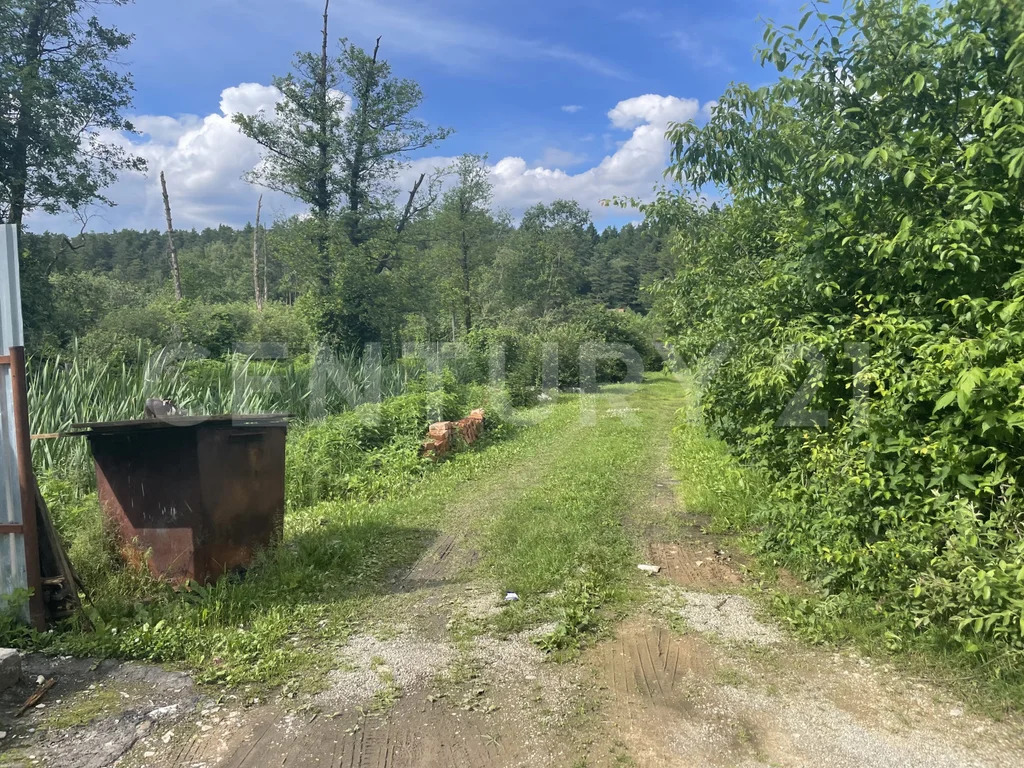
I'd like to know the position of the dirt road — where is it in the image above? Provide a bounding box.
[3,381,1023,767]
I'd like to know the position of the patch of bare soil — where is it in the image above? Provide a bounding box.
[129,603,585,768]
[648,540,745,591]
[0,656,200,768]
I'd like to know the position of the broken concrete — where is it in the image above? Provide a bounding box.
[0,649,20,692]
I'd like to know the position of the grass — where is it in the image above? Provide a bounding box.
[482,377,688,657]
[2,384,617,689]
[7,370,691,699]
[43,685,125,729]
[667,374,767,532]
[27,343,421,485]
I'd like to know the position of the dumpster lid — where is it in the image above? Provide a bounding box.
[73,413,290,434]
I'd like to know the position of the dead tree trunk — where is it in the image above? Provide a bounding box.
[252,194,263,310]
[159,171,183,301]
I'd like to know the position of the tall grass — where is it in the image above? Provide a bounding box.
[28,341,417,483]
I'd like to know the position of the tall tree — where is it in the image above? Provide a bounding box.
[515,200,594,314]
[234,2,451,258]
[252,194,263,310]
[434,154,493,332]
[234,0,341,285]
[336,39,452,248]
[0,0,144,226]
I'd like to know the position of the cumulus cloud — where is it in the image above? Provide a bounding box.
[538,147,586,168]
[29,86,706,233]
[30,82,302,233]
[402,92,705,221]
[608,94,700,130]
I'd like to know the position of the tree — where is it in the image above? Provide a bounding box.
[233,0,342,284]
[235,3,450,349]
[517,200,594,314]
[336,39,452,248]
[434,154,493,332]
[252,194,263,310]
[234,1,451,257]
[656,0,1024,659]
[0,0,144,226]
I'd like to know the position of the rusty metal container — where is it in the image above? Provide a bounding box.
[76,415,288,584]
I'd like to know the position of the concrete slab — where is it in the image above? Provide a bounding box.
[0,648,21,692]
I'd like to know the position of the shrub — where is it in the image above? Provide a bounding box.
[653,0,1024,669]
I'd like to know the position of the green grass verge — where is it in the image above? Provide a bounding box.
[0,394,581,689]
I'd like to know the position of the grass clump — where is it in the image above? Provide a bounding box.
[667,379,765,532]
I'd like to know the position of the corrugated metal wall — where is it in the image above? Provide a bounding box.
[0,224,26,607]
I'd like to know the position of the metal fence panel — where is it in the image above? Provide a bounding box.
[0,224,26,607]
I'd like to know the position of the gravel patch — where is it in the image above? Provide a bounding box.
[470,624,556,681]
[674,590,785,646]
[315,633,457,710]
[707,683,1011,768]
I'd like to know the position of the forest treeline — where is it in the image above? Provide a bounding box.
[20,200,667,363]
[654,0,1024,671]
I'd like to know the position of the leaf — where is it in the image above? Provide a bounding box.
[958,474,979,491]
[934,390,956,413]
[903,169,916,187]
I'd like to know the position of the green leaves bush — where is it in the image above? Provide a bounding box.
[285,372,468,507]
[653,0,1024,670]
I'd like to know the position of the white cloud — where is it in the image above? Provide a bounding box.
[29,86,706,233]
[30,82,302,233]
[608,94,700,130]
[400,92,706,221]
[560,105,583,113]
[538,147,586,168]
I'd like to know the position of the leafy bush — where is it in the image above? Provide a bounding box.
[653,0,1024,670]
[285,372,470,507]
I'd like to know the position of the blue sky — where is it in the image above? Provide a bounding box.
[32,0,807,233]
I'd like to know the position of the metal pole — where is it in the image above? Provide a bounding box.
[10,346,43,629]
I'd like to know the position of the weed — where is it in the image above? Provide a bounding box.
[43,686,124,729]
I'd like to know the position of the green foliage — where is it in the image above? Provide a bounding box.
[669,390,765,532]
[654,0,1024,672]
[484,380,685,657]
[0,381,546,687]
[285,373,470,507]
[26,344,415,485]
[0,0,145,225]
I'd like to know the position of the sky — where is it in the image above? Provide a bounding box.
[29,0,807,234]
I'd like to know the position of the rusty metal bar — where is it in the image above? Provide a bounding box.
[10,346,44,630]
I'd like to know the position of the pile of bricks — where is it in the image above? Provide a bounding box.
[421,408,485,459]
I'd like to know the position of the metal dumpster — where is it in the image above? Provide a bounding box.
[76,414,288,584]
